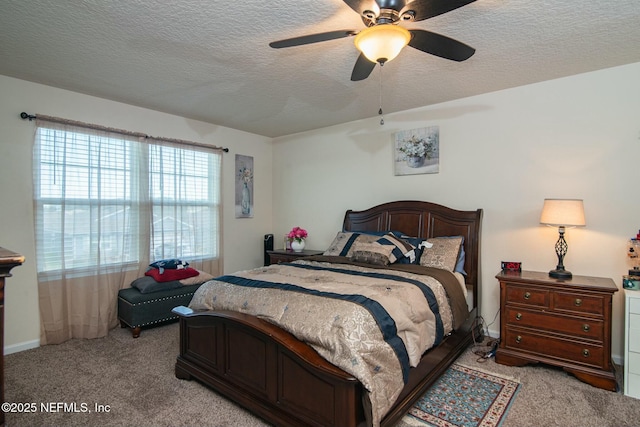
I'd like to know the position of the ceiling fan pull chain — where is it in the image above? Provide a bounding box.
[379,63,384,125]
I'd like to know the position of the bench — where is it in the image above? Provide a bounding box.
[117,283,203,338]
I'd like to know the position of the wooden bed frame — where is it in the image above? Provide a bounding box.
[173,200,483,427]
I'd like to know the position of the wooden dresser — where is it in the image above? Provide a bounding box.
[495,270,618,391]
[0,247,24,426]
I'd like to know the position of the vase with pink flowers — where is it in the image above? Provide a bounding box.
[287,226,308,252]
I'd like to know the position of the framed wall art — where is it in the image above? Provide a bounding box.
[235,154,254,218]
[393,126,440,176]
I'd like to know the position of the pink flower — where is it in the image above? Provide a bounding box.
[287,226,308,242]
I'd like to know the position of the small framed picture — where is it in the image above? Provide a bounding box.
[393,126,440,176]
[235,154,254,218]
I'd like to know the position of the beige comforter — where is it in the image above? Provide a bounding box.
[189,257,467,426]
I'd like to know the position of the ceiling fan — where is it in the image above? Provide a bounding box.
[269,0,477,81]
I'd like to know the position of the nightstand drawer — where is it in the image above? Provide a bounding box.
[627,373,640,399]
[503,328,605,369]
[504,307,603,341]
[630,296,640,314]
[630,313,640,353]
[629,351,640,375]
[504,285,549,308]
[267,249,324,265]
[269,254,294,264]
[553,291,604,316]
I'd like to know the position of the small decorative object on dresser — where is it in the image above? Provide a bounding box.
[501,261,522,272]
[267,249,323,265]
[286,226,308,252]
[626,232,640,282]
[625,289,640,398]
[539,198,586,279]
[495,270,618,391]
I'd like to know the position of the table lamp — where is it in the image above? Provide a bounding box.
[540,199,586,279]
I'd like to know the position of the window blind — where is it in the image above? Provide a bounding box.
[33,123,222,276]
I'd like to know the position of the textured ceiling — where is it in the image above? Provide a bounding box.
[1,0,640,138]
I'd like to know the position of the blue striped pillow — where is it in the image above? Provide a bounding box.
[376,233,416,264]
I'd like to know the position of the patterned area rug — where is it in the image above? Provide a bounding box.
[403,363,520,427]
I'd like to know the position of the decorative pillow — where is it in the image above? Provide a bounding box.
[145,266,200,283]
[391,233,425,264]
[350,241,395,266]
[131,276,182,294]
[179,269,215,285]
[428,235,466,275]
[398,233,466,274]
[148,258,190,274]
[418,236,463,272]
[376,233,416,264]
[323,231,385,257]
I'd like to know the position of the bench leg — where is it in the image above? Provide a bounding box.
[131,326,141,338]
[119,319,141,338]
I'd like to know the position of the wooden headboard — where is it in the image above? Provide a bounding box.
[343,200,483,309]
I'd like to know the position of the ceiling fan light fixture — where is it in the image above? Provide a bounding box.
[354,24,411,64]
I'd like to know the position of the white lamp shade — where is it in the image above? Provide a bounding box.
[540,199,586,227]
[354,24,411,64]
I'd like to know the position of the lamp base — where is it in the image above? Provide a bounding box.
[549,269,572,279]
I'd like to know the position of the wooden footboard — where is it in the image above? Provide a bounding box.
[173,306,366,427]
[173,306,479,427]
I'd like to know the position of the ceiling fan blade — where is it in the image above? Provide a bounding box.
[351,53,377,81]
[402,0,476,21]
[342,0,378,15]
[269,30,356,48]
[408,29,475,61]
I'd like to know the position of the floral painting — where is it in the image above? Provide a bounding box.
[393,126,440,176]
[235,154,254,218]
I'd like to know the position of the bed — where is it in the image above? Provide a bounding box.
[172,200,482,427]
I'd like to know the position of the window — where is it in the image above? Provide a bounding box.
[33,124,221,276]
[148,144,220,261]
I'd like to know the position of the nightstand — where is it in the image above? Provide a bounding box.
[625,289,640,398]
[267,249,324,265]
[495,270,618,391]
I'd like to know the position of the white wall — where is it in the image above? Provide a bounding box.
[3,62,639,361]
[272,62,640,361]
[0,75,273,352]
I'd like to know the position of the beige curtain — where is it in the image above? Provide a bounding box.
[33,118,223,345]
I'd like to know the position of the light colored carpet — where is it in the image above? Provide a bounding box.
[5,323,269,427]
[5,323,640,427]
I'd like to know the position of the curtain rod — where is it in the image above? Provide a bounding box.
[19,112,229,152]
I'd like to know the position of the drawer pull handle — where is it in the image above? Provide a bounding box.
[524,292,531,300]
[515,335,522,344]
[582,324,590,332]
[515,313,522,321]
[575,298,582,307]
[582,349,590,357]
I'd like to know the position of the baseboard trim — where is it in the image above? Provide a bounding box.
[4,339,40,355]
